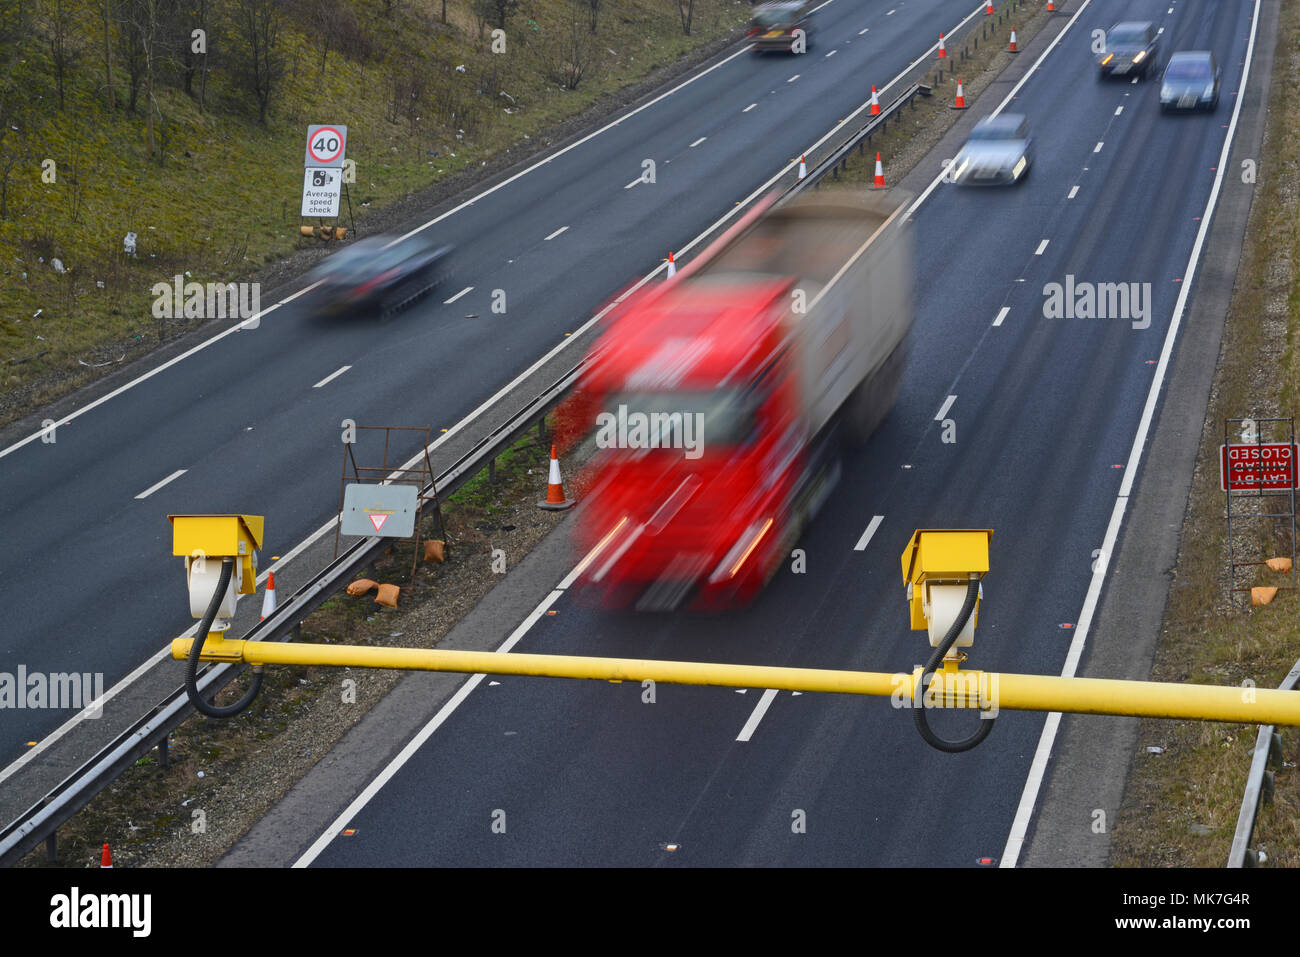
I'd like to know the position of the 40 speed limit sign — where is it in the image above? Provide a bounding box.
[305,125,347,168]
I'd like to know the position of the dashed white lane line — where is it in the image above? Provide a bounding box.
[993,306,1010,327]
[1157,26,1165,34]
[1068,185,1080,199]
[825,49,837,58]
[624,177,641,189]
[788,74,801,82]
[887,8,896,14]
[743,102,757,112]
[313,365,352,389]
[737,688,780,742]
[544,225,569,241]
[690,136,707,147]
[934,394,957,421]
[859,27,869,34]
[1094,141,1104,152]
[854,515,885,551]
[1035,239,1050,255]
[1114,105,1123,115]
[135,469,186,500]
[443,286,473,304]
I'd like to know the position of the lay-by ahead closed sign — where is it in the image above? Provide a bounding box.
[1220,443,1300,492]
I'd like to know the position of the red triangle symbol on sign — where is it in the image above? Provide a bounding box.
[369,513,388,532]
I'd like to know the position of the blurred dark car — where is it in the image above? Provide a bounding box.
[1160,51,1220,111]
[949,114,1033,186]
[1098,21,1159,79]
[748,0,813,53]
[306,235,452,316]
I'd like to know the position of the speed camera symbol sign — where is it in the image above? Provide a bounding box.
[305,125,347,167]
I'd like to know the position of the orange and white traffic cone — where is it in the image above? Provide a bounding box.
[666,251,676,278]
[539,445,573,510]
[937,33,947,58]
[985,1,994,14]
[869,85,881,115]
[1047,0,1055,11]
[1008,29,1019,52]
[952,78,967,109]
[798,154,807,179]
[872,152,887,188]
[101,843,113,868]
[260,571,276,621]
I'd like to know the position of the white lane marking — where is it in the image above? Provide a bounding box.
[690,136,707,147]
[0,0,995,785]
[0,292,297,463]
[1166,6,1172,12]
[859,27,869,34]
[743,103,757,112]
[887,8,895,14]
[825,50,837,58]
[1002,0,1263,869]
[993,306,1010,327]
[1114,105,1123,115]
[907,0,1098,217]
[854,515,884,551]
[736,688,780,741]
[134,469,186,500]
[788,74,801,82]
[312,365,352,389]
[293,586,567,868]
[544,225,569,241]
[934,394,957,421]
[1093,141,1104,152]
[1068,185,1080,199]
[443,286,473,304]
[1034,239,1049,255]
[1157,26,1165,34]
[624,177,641,189]
[1131,76,1139,84]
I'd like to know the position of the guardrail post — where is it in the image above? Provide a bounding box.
[1269,730,1284,766]
[45,830,57,863]
[1263,769,1276,806]
[489,456,497,484]
[157,732,170,768]
[538,419,546,444]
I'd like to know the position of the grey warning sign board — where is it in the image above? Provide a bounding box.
[341,483,418,538]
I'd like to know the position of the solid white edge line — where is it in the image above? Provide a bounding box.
[1000,0,1262,869]
[0,0,997,797]
[993,306,1010,326]
[854,515,885,551]
[934,394,957,421]
[312,365,351,389]
[443,286,473,304]
[906,0,1097,218]
[134,469,187,500]
[544,226,569,241]
[293,585,568,867]
[736,688,780,741]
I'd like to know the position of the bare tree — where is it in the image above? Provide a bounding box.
[112,0,147,112]
[586,0,599,33]
[677,0,694,35]
[474,0,517,31]
[40,0,81,110]
[232,0,284,123]
[542,7,596,90]
[100,0,115,108]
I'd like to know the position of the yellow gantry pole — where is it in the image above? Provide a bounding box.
[172,635,1300,726]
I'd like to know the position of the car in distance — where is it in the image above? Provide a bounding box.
[748,0,813,53]
[1160,51,1220,111]
[1098,21,1159,79]
[948,114,1033,186]
[305,234,452,316]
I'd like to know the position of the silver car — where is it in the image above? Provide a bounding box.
[1160,51,1220,112]
[949,114,1033,186]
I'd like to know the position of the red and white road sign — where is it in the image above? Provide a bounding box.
[305,125,348,168]
[1220,443,1299,491]
[369,513,389,532]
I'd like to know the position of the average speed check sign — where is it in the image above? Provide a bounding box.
[302,167,342,217]
[305,124,347,168]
